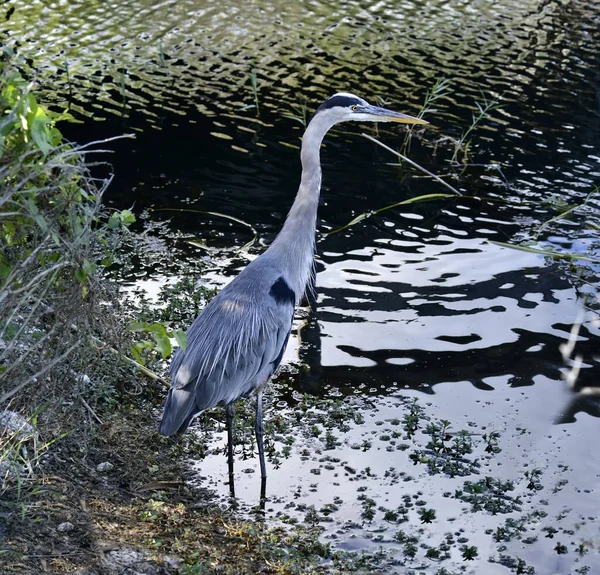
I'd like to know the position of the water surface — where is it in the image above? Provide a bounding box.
[6,0,600,571]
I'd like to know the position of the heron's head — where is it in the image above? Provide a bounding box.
[313,92,428,127]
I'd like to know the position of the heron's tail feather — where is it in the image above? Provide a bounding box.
[159,386,199,436]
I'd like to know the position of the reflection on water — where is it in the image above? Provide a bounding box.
[6,0,600,571]
[7,0,600,165]
[192,378,599,574]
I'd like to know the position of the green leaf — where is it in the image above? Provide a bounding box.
[127,321,151,333]
[128,321,168,337]
[26,195,39,216]
[120,209,135,225]
[173,330,187,352]
[130,343,145,365]
[0,262,12,280]
[50,108,77,123]
[48,126,62,147]
[82,258,97,276]
[2,221,17,245]
[24,94,38,117]
[74,268,86,283]
[0,114,16,138]
[107,209,135,229]
[100,255,115,267]
[152,331,172,359]
[148,323,168,337]
[33,213,48,233]
[30,111,52,156]
[131,340,154,361]
[128,322,173,359]
[107,212,121,229]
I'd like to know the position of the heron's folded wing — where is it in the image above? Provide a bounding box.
[160,289,293,435]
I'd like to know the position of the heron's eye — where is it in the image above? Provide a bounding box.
[352,105,359,111]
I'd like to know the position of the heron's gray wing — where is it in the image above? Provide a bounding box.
[160,272,294,436]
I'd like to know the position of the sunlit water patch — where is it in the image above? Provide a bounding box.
[188,376,598,573]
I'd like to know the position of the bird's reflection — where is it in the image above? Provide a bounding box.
[225,416,268,510]
[296,311,323,395]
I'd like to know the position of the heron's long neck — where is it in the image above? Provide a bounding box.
[267,118,331,299]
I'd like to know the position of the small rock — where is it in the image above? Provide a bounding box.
[106,549,145,564]
[96,462,114,473]
[102,548,162,575]
[0,411,35,440]
[57,521,75,533]
[163,555,182,568]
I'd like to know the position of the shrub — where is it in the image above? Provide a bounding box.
[0,50,135,415]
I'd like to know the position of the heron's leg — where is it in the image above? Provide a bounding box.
[255,389,267,479]
[259,476,267,508]
[226,403,235,493]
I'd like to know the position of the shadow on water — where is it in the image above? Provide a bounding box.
[6,0,600,571]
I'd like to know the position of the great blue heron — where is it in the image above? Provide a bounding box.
[159,92,427,483]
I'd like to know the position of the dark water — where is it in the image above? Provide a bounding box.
[6,0,600,572]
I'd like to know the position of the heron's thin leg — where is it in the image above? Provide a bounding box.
[255,389,267,479]
[226,403,235,495]
[260,477,267,508]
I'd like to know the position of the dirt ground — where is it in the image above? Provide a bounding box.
[0,387,332,575]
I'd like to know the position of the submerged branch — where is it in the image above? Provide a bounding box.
[536,188,598,237]
[68,133,136,150]
[490,240,600,263]
[361,133,463,196]
[326,193,454,236]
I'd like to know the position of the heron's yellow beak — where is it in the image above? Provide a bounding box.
[360,104,428,125]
